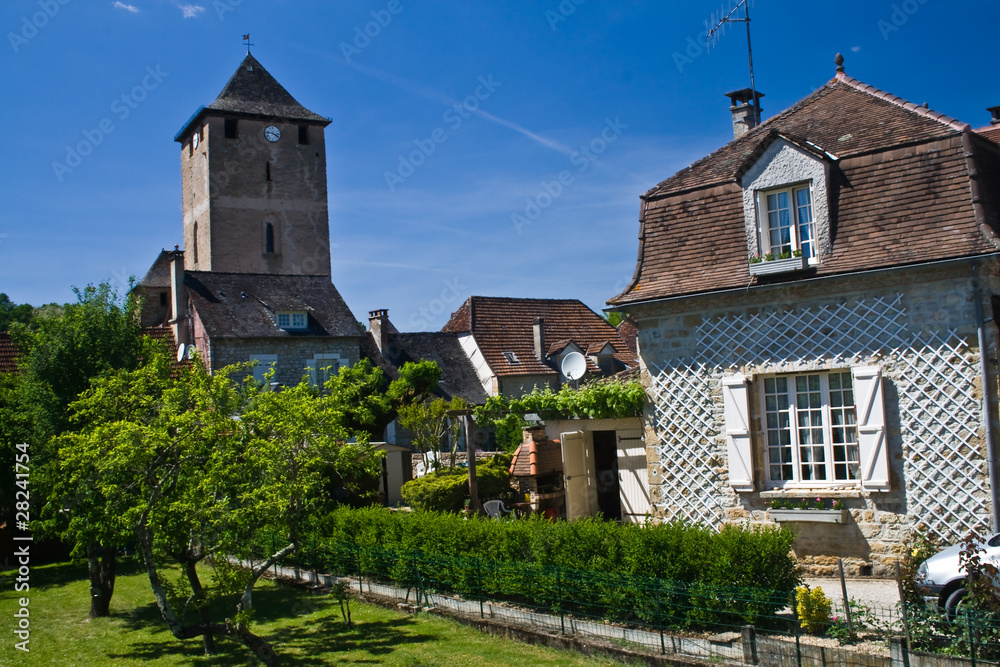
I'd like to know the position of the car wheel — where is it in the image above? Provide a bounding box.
[945,587,968,620]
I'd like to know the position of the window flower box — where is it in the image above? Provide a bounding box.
[768,509,848,524]
[748,255,809,276]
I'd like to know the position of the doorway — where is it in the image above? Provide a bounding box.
[592,430,622,521]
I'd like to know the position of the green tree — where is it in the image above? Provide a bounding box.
[0,293,33,331]
[398,396,467,471]
[50,348,384,663]
[9,281,143,444]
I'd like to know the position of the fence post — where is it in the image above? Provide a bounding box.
[968,611,977,667]
[656,579,665,655]
[838,559,856,641]
[795,631,803,667]
[557,568,565,634]
[742,625,758,665]
[895,560,914,654]
[476,558,484,619]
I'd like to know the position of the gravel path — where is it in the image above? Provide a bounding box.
[802,577,903,610]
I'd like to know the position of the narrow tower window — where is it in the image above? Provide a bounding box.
[265,223,274,254]
[298,124,309,145]
[192,221,199,264]
[265,161,271,181]
[224,119,238,138]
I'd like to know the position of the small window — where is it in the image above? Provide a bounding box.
[265,222,274,254]
[249,354,278,385]
[159,292,167,306]
[188,140,193,157]
[276,311,307,329]
[502,351,520,365]
[308,354,343,388]
[224,118,238,139]
[298,124,309,145]
[265,161,271,182]
[759,184,815,260]
[192,221,199,264]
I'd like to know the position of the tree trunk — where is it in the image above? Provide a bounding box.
[136,521,279,665]
[185,560,216,655]
[87,543,116,618]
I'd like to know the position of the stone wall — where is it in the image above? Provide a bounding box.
[209,336,360,386]
[630,260,999,576]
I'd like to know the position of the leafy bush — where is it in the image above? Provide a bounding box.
[294,506,799,629]
[401,454,514,512]
[796,585,832,634]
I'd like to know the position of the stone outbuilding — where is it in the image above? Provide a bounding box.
[608,58,1000,576]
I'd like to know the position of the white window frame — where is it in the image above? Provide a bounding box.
[759,370,860,489]
[757,182,818,263]
[249,354,278,385]
[276,311,308,329]
[307,353,346,388]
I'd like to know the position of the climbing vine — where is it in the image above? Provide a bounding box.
[473,379,646,452]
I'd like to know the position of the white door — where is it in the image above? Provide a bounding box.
[561,431,593,519]
[616,429,650,523]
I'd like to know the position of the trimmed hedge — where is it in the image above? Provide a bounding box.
[401,455,513,512]
[291,506,800,629]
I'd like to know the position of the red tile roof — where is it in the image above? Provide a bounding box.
[978,125,1000,146]
[0,332,19,374]
[442,297,638,378]
[609,74,1000,306]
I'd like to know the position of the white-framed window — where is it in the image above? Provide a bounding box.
[307,353,345,388]
[276,311,307,329]
[759,183,816,260]
[502,351,520,365]
[249,354,278,385]
[761,371,859,487]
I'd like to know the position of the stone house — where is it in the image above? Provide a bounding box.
[440,296,648,521]
[441,296,638,398]
[607,58,1000,575]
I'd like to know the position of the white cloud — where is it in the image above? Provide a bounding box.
[176,3,205,18]
[113,2,139,13]
[851,46,862,52]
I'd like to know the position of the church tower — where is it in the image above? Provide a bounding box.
[174,54,332,275]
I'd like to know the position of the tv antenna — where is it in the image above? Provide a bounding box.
[706,0,759,125]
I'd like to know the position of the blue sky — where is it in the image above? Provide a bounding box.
[1,0,996,331]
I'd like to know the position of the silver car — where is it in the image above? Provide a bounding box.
[916,533,1000,615]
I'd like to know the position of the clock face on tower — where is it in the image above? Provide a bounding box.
[264,125,281,142]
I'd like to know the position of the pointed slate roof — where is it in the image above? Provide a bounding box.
[175,54,329,141]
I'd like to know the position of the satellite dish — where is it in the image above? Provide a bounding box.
[186,344,197,360]
[176,343,187,363]
[561,352,587,381]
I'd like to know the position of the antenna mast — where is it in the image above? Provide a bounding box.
[706,0,759,124]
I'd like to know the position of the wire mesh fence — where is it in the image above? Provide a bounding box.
[246,536,1000,667]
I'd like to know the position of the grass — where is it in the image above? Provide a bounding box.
[0,558,630,665]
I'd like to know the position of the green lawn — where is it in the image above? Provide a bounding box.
[0,558,628,666]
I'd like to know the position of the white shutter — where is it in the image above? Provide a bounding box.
[852,366,890,491]
[722,375,754,491]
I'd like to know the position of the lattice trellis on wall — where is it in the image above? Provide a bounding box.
[695,294,908,367]
[896,332,991,540]
[648,361,724,526]
[648,294,990,540]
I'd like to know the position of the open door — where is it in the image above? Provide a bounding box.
[615,429,649,522]
[561,430,593,519]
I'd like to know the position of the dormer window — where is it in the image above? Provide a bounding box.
[740,135,832,276]
[760,184,815,260]
[277,311,307,329]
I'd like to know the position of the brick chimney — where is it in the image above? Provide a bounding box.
[168,246,189,347]
[369,309,389,353]
[725,88,764,139]
[533,317,545,361]
[988,105,1000,125]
